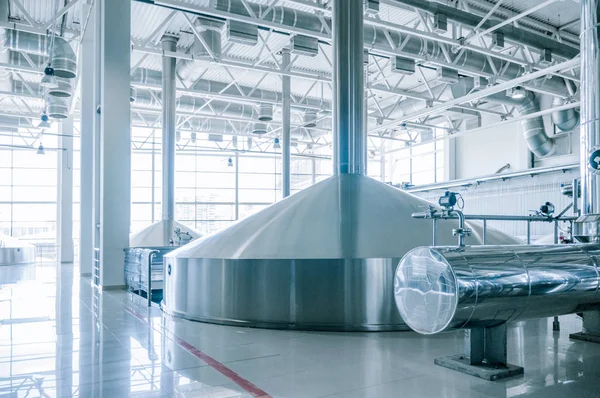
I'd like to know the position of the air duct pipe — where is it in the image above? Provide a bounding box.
[379,78,556,157]
[176,17,223,87]
[133,89,257,119]
[12,78,73,98]
[552,97,580,132]
[210,0,570,97]
[486,91,555,158]
[0,2,77,80]
[390,0,578,59]
[132,68,327,110]
[579,0,600,241]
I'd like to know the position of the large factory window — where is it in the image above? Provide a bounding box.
[129,128,332,236]
[131,127,161,235]
[389,126,445,186]
[0,129,58,259]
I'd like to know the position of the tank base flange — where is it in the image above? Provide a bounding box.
[162,303,411,332]
[434,355,524,381]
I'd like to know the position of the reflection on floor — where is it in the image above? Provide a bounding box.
[2,262,600,397]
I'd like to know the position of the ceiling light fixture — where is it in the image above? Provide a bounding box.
[37,142,45,155]
[40,65,58,89]
[227,157,233,167]
[274,137,281,149]
[38,112,51,129]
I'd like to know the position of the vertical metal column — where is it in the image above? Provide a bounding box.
[58,117,74,263]
[91,0,102,282]
[161,35,178,244]
[579,0,600,241]
[98,0,131,287]
[281,47,291,197]
[234,152,239,220]
[79,0,94,275]
[333,0,365,175]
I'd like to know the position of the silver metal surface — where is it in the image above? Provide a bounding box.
[579,0,600,241]
[162,35,177,245]
[163,174,520,330]
[487,90,554,157]
[162,0,520,330]
[394,244,600,335]
[0,234,35,265]
[282,47,291,198]
[333,0,365,175]
[129,220,200,247]
[405,163,579,193]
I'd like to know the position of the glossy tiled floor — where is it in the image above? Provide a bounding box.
[2,262,600,397]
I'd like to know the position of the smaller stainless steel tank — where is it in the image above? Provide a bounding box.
[0,234,35,266]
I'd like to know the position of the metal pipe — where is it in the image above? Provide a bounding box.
[411,212,577,222]
[394,244,600,335]
[405,163,579,192]
[453,209,466,247]
[282,47,291,198]
[527,220,531,244]
[161,35,177,244]
[132,67,328,110]
[579,0,600,242]
[487,91,555,158]
[146,0,572,97]
[482,220,487,245]
[386,0,578,59]
[333,0,365,174]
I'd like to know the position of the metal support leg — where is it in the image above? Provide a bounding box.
[432,218,437,246]
[526,220,531,244]
[435,324,524,381]
[483,220,487,245]
[570,311,600,343]
[553,316,560,331]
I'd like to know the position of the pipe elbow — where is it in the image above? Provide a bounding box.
[51,36,76,79]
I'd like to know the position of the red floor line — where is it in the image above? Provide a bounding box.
[124,307,272,398]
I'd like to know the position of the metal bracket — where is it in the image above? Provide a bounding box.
[570,311,600,343]
[435,324,524,381]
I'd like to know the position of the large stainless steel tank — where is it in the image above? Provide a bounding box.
[163,174,520,331]
[161,0,520,331]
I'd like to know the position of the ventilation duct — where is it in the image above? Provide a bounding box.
[392,0,578,60]
[303,109,318,128]
[133,89,257,119]
[257,103,273,121]
[47,96,69,119]
[551,97,580,132]
[12,78,72,98]
[132,114,249,136]
[210,0,570,97]
[380,77,556,158]
[252,122,268,134]
[176,17,224,87]
[132,68,327,110]
[48,77,73,98]
[486,91,555,157]
[2,30,76,79]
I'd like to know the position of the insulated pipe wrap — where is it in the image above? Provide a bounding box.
[394,244,600,335]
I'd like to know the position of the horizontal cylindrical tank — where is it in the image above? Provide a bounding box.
[394,244,600,335]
